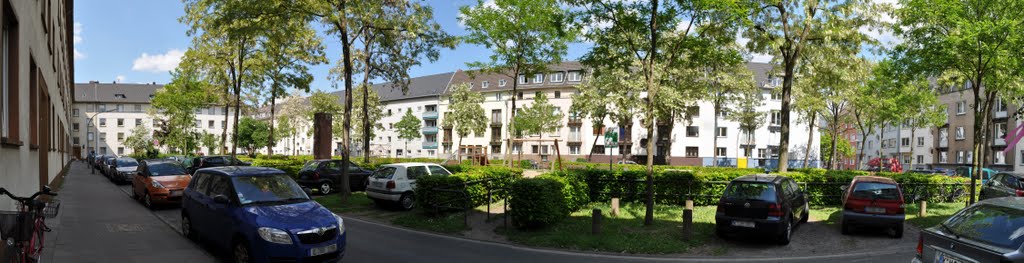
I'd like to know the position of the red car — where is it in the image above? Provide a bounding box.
[840,176,906,238]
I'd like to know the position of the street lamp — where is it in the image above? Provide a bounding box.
[88,108,117,174]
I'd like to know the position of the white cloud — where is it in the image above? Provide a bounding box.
[73,49,85,60]
[115,75,125,83]
[73,22,85,60]
[131,49,184,73]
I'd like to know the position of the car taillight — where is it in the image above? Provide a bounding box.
[386,181,395,189]
[1016,189,1024,197]
[916,234,923,255]
[768,203,784,217]
[716,199,725,213]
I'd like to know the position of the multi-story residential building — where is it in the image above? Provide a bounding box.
[859,122,935,170]
[365,72,453,159]
[72,82,240,158]
[932,85,1021,172]
[0,0,76,208]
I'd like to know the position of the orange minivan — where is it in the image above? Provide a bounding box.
[132,159,193,208]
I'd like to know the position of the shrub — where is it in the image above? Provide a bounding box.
[414,166,523,215]
[251,159,305,178]
[540,172,589,211]
[414,175,468,215]
[509,177,567,228]
[519,160,533,169]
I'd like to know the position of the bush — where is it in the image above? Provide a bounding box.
[540,172,589,212]
[509,177,567,228]
[413,166,523,215]
[414,175,468,214]
[251,159,305,178]
[519,160,534,169]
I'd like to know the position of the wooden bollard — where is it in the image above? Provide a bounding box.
[682,207,693,239]
[592,209,602,235]
[611,198,620,217]
[919,200,927,217]
[685,199,693,210]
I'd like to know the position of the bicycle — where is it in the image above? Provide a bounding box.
[0,186,59,263]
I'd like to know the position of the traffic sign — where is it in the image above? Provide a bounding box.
[604,130,618,148]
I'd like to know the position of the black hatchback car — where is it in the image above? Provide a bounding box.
[912,197,1024,263]
[715,174,809,245]
[980,172,1024,200]
[185,155,249,175]
[296,160,372,194]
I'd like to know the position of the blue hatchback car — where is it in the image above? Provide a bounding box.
[181,166,346,263]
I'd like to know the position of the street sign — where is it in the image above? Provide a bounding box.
[604,130,618,148]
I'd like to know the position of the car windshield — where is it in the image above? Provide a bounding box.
[116,158,138,167]
[301,161,321,171]
[851,182,900,200]
[232,174,308,205]
[723,182,777,202]
[148,163,186,176]
[372,167,398,179]
[943,204,1024,249]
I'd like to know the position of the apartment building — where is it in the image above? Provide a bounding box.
[363,72,453,159]
[72,82,239,158]
[0,0,76,208]
[932,86,1021,172]
[858,122,935,170]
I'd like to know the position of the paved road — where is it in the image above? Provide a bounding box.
[54,161,917,263]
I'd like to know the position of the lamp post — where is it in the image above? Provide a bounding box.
[88,108,117,174]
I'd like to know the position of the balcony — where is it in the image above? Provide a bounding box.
[568,133,582,142]
[490,120,502,128]
[422,141,438,149]
[568,118,583,126]
[994,110,1008,119]
[421,126,438,134]
[490,138,503,145]
[995,137,1006,146]
[422,111,439,120]
[939,139,948,148]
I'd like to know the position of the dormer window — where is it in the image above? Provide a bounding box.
[771,77,782,87]
[568,71,582,82]
[482,81,489,89]
[114,94,126,99]
[518,74,527,84]
[533,74,544,83]
[498,79,506,87]
[550,72,564,82]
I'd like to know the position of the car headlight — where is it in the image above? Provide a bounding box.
[333,213,345,235]
[257,227,293,245]
[151,180,164,189]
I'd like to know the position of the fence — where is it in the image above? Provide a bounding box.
[422,176,513,228]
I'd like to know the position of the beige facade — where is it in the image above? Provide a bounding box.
[0,0,75,210]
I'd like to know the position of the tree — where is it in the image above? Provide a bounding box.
[394,109,422,159]
[124,125,153,157]
[150,67,216,155]
[441,83,488,157]
[851,82,883,170]
[702,62,755,166]
[305,90,345,139]
[891,0,1024,204]
[820,132,855,168]
[514,92,564,166]
[200,132,219,155]
[727,82,767,159]
[459,0,575,166]
[351,84,386,161]
[237,117,271,157]
[278,91,308,156]
[260,13,326,156]
[745,0,887,172]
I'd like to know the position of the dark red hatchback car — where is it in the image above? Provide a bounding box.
[840,176,906,238]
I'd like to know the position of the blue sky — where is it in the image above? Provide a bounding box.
[73,0,595,94]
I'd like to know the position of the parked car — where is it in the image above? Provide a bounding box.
[839,176,906,238]
[296,160,373,195]
[617,160,638,165]
[714,174,809,245]
[866,157,903,173]
[979,172,1024,200]
[94,154,113,170]
[956,166,996,184]
[110,157,140,184]
[166,155,188,164]
[102,156,118,177]
[185,155,249,175]
[365,163,452,210]
[132,159,192,208]
[181,166,346,262]
[911,197,1024,263]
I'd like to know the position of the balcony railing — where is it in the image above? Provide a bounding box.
[422,141,438,149]
[995,111,1008,119]
[422,111,439,119]
[490,120,502,127]
[568,118,583,126]
[939,139,948,148]
[995,137,1006,146]
[421,126,439,134]
[569,133,582,142]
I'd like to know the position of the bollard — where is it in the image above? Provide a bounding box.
[683,207,693,239]
[685,199,693,210]
[611,198,620,217]
[592,209,602,235]
[919,200,927,217]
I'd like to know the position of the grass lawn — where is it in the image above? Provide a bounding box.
[499,203,717,254]
[807,203,966,229]
[315,192,468,234]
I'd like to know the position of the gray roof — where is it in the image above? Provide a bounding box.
[448,61,586,93]
[329,72,455,103]
[74,82,162,103]
[746,62,776,88]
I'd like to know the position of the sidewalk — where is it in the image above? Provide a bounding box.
[47,162,213,263]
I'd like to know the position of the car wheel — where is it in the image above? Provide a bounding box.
[131,185,140,200]
[143,192,153,209]
[319,181,333,195]
[840,219,851,235]
[800,203,809,223]
[777,219,792,245]
[892,223,903,239]
[233,239,252,263]
[399,193,415,211]
[181,213,198,241]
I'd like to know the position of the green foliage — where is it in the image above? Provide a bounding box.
[538,173,589,212]
[150,68,215,154]
[820,133,855,168]
[414,166,523,215]
[250,158,304,178]
[513,92,563,137]
[352,84,386,145]
[518,160,533,169]
[237,117,271,157]
[123,125,154,155]
[394,109,422,155]
[200,132,219,155]
[441,83,487,144]
[510,177,568,229]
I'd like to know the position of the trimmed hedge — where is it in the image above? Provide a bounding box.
[509,177,568,228]
[251,159,305,178]
[414,166,523,215]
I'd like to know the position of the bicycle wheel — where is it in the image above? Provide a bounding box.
[26,219,45,259]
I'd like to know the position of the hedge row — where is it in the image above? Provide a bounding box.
[510,178,568,228]
[414,166,523,214]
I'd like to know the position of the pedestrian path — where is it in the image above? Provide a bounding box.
[48,162,214,263]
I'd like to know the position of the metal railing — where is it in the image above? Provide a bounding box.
[423,176,513,228]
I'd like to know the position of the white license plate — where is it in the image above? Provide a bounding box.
[865,207,885,214]
[937,253,966,263]
[372,182,383,188]
[310,244,337,257]
[731,220,755,228]
[169,190,182,197]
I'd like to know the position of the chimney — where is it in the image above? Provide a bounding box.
[89,80,99,84]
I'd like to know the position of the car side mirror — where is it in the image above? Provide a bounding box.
[840,185,848,192]
[302,187,313,196]
[213,195,230,204]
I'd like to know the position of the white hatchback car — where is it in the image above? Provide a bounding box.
[365,163,452,210]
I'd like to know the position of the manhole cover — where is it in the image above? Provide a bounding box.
[106,224,144,232]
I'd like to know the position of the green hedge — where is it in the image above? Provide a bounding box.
[509,177,568,228]
[414,166,523,215]
[415,175,469,214]
[251,159,305,178]
[539,173,589,212]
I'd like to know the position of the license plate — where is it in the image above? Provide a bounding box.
[865,207,885,214]
[731,220,755,228]
[310,244,337,257]
[372,182,383,188]
[169,190,182,197]
[937,253,966,263]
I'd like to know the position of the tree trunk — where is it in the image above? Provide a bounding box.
[268,89,276,157]
[643,0,659,227]
[361,39,373,163]
[587,123,602,162]
[778,55,797,172]
[909,126,916,169]
[712,104,720,167]
[803,114,815,168]
[506,67,520,167]
[221,91,229,155]
[829,127,838,170]
[857,129,869,170]
[336,1,353,202]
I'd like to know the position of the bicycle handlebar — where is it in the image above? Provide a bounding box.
[0,187,56,204]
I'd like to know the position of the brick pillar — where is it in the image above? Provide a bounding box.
[313,113,332,160]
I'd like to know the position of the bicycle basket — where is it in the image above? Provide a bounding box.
[42,200,60,219]
[0,211,33,242]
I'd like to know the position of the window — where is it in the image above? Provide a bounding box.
[967,151,974,163]
[72,123,79,131]
[491,146,501,154]
[72,109,79,117]
[531,145,539,154]
[99,104,106,112]
[940,151,948,163]
[940,128,948,143]
[518,74,527,84]
[387,109,392,116]
[533,74,544,83]
[117,118,124,127]
[716,147,726,157]
[956,101,966,115]
[72,137,79,145]
[208,107,215,115]
[996,122,1008,139]
[995,151,1005,165]
[758,149,766,158]
[942,204,1024,249]
[770,90,781,100]
[917,137,924,146]
[498,79,506,87]
[904,155,911,165]
[117,133,124,142]
[551,72,564,82]
[956,127,965,140]
[517,92,523,100]
[995,100,1007,112]
[135,104,142,112]
[481,81,489,89]
[208,120,214,129]
[495,92,503,101]
[1,12,18,142]
[28,60,36,147]
[716,127,727,137]
[685,147,698,157]
[221,121,226,129]
[99,118,107,127]
[686,126,699,137]
[901,138,909,147]
[770,110,781,125]
[87,132,94,141]
[469,83,474,89]
[554,91,561,98]
[568,71,582,82]
[135,119,142,126]
[99,132,106,142]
